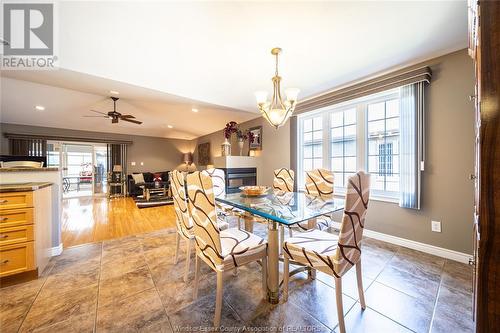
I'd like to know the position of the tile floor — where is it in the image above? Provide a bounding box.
[0,222,474,333]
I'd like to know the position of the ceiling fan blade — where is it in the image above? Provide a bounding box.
[83,115,108,118]
[120,114,136,119]
[121,117,143,125]
[89,109,108,115]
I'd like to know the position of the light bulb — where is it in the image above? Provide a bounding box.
[255,91,268,104]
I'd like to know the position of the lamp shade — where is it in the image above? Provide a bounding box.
[113,165,122,172]
[182,152,193,164]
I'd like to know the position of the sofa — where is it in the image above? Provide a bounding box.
[127,171,170,197]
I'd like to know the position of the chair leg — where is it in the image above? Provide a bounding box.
[174,232,180,264]
[193,254,201,299]
[261,257,268,299]
[283,256,290,301]
[356,260,366,309]
[184,239,192,282]
[279,225,285,255]
[214,271,224,328]
[308,267,317,280]
[335,277,346,333]
[232,267,238,276]
[237,216,241,229]
[288,227,293,238]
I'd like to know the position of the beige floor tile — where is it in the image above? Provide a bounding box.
[96,288,171,332]
[98,266,155,307]
[19,284,98,332]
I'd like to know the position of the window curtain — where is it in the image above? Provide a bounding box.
[399,82,424,209]
[107,144,127,175]
[107,144,127,195]
[10,138,47,157]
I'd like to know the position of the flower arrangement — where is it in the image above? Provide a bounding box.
[223,121,255,143]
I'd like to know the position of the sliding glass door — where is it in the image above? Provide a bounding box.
[93,145,108,196]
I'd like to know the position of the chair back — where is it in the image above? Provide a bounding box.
[186,171,223,269]
[305,168,334,196]
[273,168,295,192]
[335,171,370,275]
[202,168,226,198]
[170,170,193,238]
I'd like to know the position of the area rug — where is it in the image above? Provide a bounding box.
[133,196,174,208]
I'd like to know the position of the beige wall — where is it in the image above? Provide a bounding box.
[0,123,196,173]
[194,49,475,254]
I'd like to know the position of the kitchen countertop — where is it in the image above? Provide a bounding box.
[0,167,60,173]
[0,182,54,192]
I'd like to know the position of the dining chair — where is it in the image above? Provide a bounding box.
[170,170,195,282]
[282,171,370,333]
[273,168,295,252]
[273,168,295,192]
[201,168,233,230]
[290,168,336,235]
[187,171,268,327]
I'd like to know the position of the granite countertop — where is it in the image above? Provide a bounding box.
[0,167,60,173]
[0,182,54,192]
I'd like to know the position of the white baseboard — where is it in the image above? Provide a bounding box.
[49,243,63,256]
[330,222,472,264]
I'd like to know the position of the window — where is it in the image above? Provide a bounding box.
[331,108,356,188]
[297,89,401,199]
[301,116,323,172]
[367,99,400,195]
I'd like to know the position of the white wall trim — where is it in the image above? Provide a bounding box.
[330,222,472,264]
[49,243,63,256]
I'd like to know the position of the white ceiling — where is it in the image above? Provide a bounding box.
[0,1,468,139]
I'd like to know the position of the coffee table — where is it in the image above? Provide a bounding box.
[140,185,168,201]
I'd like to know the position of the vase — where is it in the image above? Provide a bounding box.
[221,138,231,156]
[238,139,244,156]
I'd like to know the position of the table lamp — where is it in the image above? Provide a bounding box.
[112,165,122,181]
[182,152,193,171]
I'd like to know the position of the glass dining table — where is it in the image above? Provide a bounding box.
[216,190,344,304]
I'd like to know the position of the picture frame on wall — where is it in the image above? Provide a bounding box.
[248,126,262,150]
[198,142,210,165]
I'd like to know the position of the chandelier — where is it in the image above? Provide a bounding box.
[255,48,299,129]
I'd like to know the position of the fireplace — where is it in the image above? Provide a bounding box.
[222,168,257,194]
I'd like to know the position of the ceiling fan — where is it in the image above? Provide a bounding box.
[84,97,143,124]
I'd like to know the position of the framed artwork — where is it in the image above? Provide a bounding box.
[249,126,262,150]
[198,142,210,165]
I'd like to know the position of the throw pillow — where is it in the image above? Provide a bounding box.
[153,173,162,181]
[131,173,145,184]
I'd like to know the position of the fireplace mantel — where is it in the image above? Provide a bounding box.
[213,156,261,169]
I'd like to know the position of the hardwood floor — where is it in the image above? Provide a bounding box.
[61,196,175,248]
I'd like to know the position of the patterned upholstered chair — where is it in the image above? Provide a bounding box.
[170,170,195,282]
[201,168,233,230]
[290,168,336,234]
[282,171,370,333]
[273,168,295,192]
[187,171,268,327]
[273,168,295,251]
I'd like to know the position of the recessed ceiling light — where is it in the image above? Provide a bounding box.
[167,125,173,129]
[35,105,45,111]
[109,90,119,95]
[192,108,199,113]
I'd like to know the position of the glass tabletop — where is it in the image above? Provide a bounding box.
[216,190,344,225]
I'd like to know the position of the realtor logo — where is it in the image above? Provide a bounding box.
[3,3,53,55]
[1,2,57,69]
